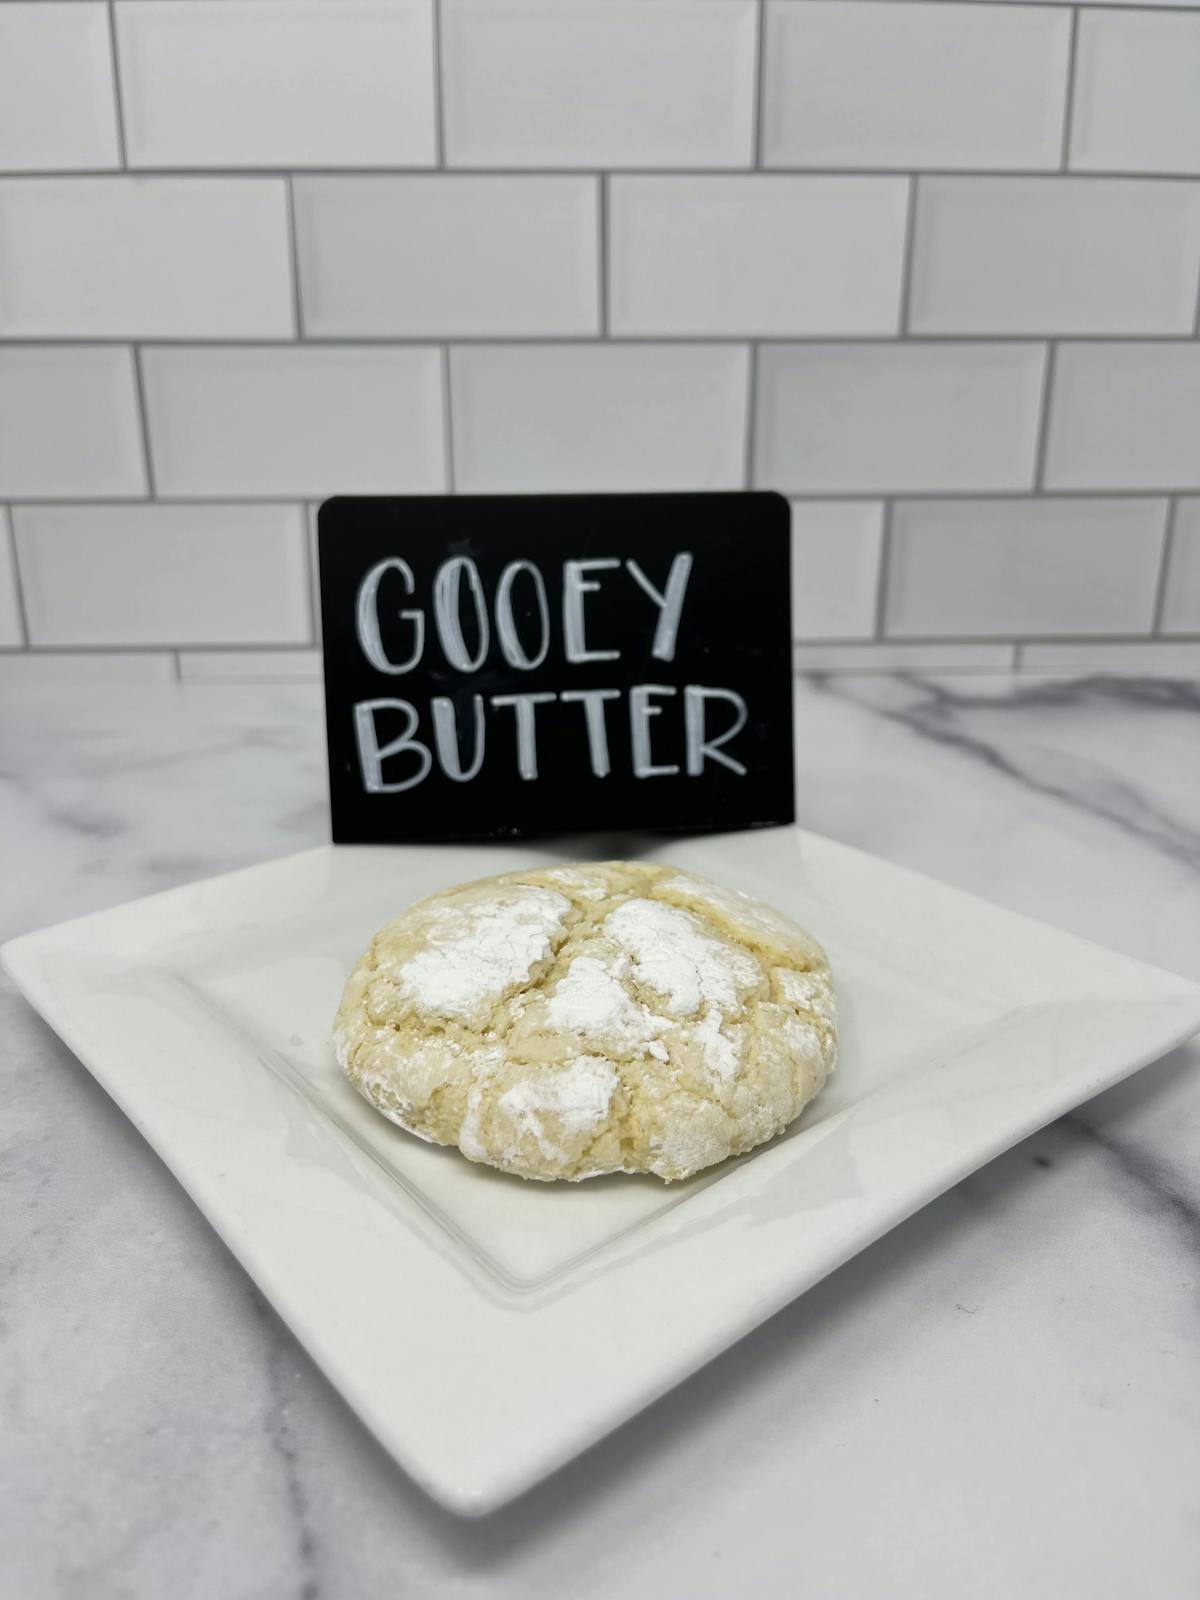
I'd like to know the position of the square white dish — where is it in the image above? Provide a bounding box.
[5,827,1199,1516]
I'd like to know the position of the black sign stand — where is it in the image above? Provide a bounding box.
[318,492,794,843]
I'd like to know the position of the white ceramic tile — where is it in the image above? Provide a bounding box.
[0,651,177,685]
[762,1,1069,170]
[1070,11,1200,175]
[0,3,119,171]
[789,502,884,640]
[910,178,1200,336]
[1162,500,1200,635]
[14,505,312,648]
[793,641,1016,672]
[755,344,1045,495]
[295,177,597,337]
[0,348,145,499]
[0,509,24,648]
[1045,344,1200,491]
[451,345,748,493]
[0,179,292,339]
[441,0,757,168]
[116,0,435,167]
[886,499,1165,638]
[1020,641,1200,674]
[178,650,323,682]
[610,177,908,337]
[142,347,445,497]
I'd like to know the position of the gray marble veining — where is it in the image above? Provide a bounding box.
[818,672,1200,873]
[2,674,1198,1600]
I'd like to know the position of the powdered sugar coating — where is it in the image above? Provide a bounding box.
[605,898,760,1016]
[497,1057,620,1163]
[775,967,837,1030]
[391,885,570,1026]
[335,861,837,1183]
[543,953,657,1050]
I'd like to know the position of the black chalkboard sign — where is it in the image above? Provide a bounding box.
[318,493,794,843]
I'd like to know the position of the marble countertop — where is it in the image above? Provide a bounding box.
[3,673,1198,1599]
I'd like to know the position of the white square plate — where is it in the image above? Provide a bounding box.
[6,828,1200,1515]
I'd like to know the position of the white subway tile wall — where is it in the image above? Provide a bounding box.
[450,345,749,493]
[886,499,1166,637]
[1069,11,1200,175]
[1018,641,1200,674]
[0,178,293,338]
[755,343,1045,493]
[0,509,24,648]
[1163,501,1200,634]
[0,0,1196,678]
[1045,344,1200,491]
[115,1,437,169]
[909,178,1200,335]
[609,176,909,336]
[142,345,446,496]
[294,176,598,336]
[789,502,885,640]
[793,642,1017,672]
[14,505,312,647]
[440,0,758,169]
[0,347,146,498]
[177,650,324,682]
[0,651,178,685]
[761,2,1071,171]
[0,4,119,173]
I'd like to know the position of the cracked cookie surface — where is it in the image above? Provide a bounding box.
[334,861,837,1183]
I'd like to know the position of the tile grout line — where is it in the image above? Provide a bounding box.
[3,633,1198,660]
[7,165,1200,181]
[15,0,1200,9]
[6,166,1200,182]
[3,506,34,648]
[104,0,128,169]
[897,176,920,334]
[431,0,448,168]
[8,488,1200,507]
[1032,341,1057,492]
[130,346,158,497]
[9,334,1198,350]
[284,175,305,338]
[792,628,1200,646]
[0,643,329,657]
[1192,251,1200,337]
[1151,497,1177,634]
[1059,7,1079,172]
[873,501,894,639]
[440,345,457,493]
[752,0,768,170]
[597,175,609,337]
[742,342,759,489]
